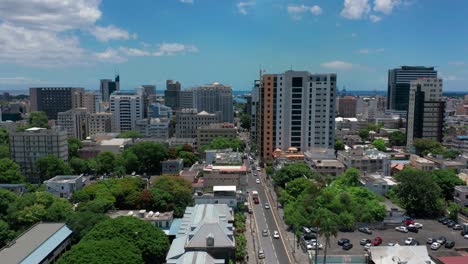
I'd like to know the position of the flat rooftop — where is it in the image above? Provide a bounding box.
[312,159,345,167]
[45,175,82,183]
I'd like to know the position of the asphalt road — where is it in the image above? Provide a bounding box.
[247,161,292,264]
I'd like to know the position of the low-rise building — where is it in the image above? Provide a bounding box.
[338,148,390,175]
[162,159,184,175]
[409,155,436,171]
[197,123,237,148]
[0,223,72,264]
[89,112,113,136]
[194,186,239,208]
[272,148,304,170]
[44,175,85,199]
[135,118,171,139]
[0,183,26,195]
[107,210,174,233]
[203,164,247,192]
[99,138,132,154]
[175,109,221,139]
[308,159,345,176]
[359,174,397,195]
[454,185,468,208]
[205,149,242,165]
[369,245,434,264]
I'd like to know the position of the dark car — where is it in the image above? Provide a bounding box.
[438,217,448,223]
[441,219,450,225]
[447,221,455,228]
[303,233,317,241]
[360,238,372,246]
[372,236,383,246]
[342,243,353,250]
[436,236,447,245]
[358,227,372,235]
[445,241,455,249]
[338,238,350,246]
[407,226,419,233]
[310,227,320,233]
[409,240,420,246]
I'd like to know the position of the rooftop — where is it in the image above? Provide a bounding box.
[107,210,174,222]
[204,165,247,173]
[455,185,468,192]
[370,245,434,264]
[0,223,72,264]
[44,175,83,184]
[100,138,132,146]
[213,186,237,192]
[312,159,345,168]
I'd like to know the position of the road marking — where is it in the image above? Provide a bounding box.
[250,192,263,259]
[262,175,294,264]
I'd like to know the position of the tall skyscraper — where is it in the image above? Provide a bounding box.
[193,83,233,123]
[250,80,260,143]
[406,78,445,147]
[100,75,120,102]
[256,70,336,161]
[164,80,181,109]
[387,66,437,111]
[179,90,194,109]
[110,91,143,132]
[30,87,85,120]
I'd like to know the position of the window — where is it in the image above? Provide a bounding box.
[292,77,303,87]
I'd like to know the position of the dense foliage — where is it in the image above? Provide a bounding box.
[150,176,193,217]
[122,142,168,174]
[199,137,245,152]
[117,130,144,139]
[388,131,406,146]
[0,158,25,183]
[35,155,72,182]
[67,137,82,158]
[273,162,316,187]
[334,139,345,151]
[240,114,251,130]
[372,138,386,151]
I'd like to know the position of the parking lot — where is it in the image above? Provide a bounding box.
[310,219,468,257]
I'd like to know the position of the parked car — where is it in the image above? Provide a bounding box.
[337,238,350,246]
[253,173,258,177]
[404,219,414,226]
[445,241,455,249]
[442,219,450,225]
[248,206,253,214]
[364,243,372,250]
[388,242,396,246]
[436,236,447,245]
[342,243,353,250]
[360,238,371,246]
[438,217,448,223]
[264,203,270,209]
[407,226,419,233]
[307,241,323,250]
[404,237,415,245]
[273,230,280,239]
[258,249,265,259]
[464,234,468,239]
[358,227,372,235]
[256,179,260,184]
[262,230,268,237]
[409,223,423,229]
[431,242,442,250]
[395,226,408,233]
[372,236,382,246]
[447,221,455,228]
[427,238,435,244]
[310,227,320,233]
[303,233,317,241]
[453,224,463,230]
[302,227,311,234]
[409,240,420,246]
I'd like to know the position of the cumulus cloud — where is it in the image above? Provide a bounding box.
[370,14,382,22]
[374,0,401,15]
[90,25,136,42]
[94,48,127,63]
[321,61,355,70]
[153,43,199,56]
[237,1,256,15]
[287,4,322,20]
[340,0,370,19]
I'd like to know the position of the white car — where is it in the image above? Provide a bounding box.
[310,242,323,250]
[273,230,280,239]
[257,168,261,171]
[431,242,441,250]
[404,237,415,245]
[256,179,260,184]
[395,226,408,233]
[464,234,468,239]
[409,223,423,229]
[364,243,372,250]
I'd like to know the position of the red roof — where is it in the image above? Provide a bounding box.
[439,256,468,264]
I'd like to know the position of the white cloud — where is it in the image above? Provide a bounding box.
[358,48,385,54]
[237,1,256,15]
[119,47,151,56]
[94,48,127,63]
[287,4,322,20]
[370,14,382,22]
[374,0,401,15]
[90,25,136,42]
[153,43,199,56]
[448,61,465,66]
[321,61,355,70]
[340,0,370,20]
[180,0,194,3]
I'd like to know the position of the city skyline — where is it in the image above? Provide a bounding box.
[0,0,468,92]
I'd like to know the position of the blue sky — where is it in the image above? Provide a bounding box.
[0,0,467,92]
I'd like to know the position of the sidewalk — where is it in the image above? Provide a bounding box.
[245,211,261,264]
[262,174,310,264]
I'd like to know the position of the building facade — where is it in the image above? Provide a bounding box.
[10,128,68,182]
[179,90,194,109]
[338,96,357,117]
[57,108,89,140]
[250,80,260,143]
[164,80,181,109]
[257,70,336,161]
[193,83,234,123]
[100,75,120,102]
[175,109,221,139]
[135,118,171,139]
[30,87,85,120]
[337,148,390,176]
[149,103,172,119]
[83,91,103,113]
[197,123,237,148]
[44,175,85,199]
[387,66,437,111]
[110,91,144,132]
[406,78,445,147]
[89,112,113,136]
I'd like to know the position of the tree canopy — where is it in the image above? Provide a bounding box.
[68,138,82,158]
[66,212,109,243]
[412,138,445,156]
[431,169,464,201]
[200,137,245,152]
[35,155,72,182]
[117,131,144,139]
[240,114,251,130]
[273,163,315,187]
[334,139,345,151]
[0,158,25,183]
[372,138,386,151]
[28,111,50,128]
[150,176,193,217]
[122,142,168,174]
[388,131,406,147]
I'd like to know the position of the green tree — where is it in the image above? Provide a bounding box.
[335,139,345,151]
[200,137,245,152]
[273,163,313,187]
[448,202,461,221]
[122,142,168,174]
[443,149,461,159]
[313,208,338,264]
[68,137,82,158]
[178,151,198,167]
[412,138,445,156]
[333,168,361,187]
[69,157,90,175]
[372,138,386,151]
[82,216,169,263]
[0,158,25,183]
[0,128,9,145]
[57,239,143,264]
[240,114,251,130]
[35,155,72,182]
[431,169,464,201]
[0,220,13,248]
[66,212,109,243]
[358,129,370,141]
[337,212,355,231]
[235,233,247,261]
[95,151,116,175]
[150,176,193,217]
[278,177,317,205]
[0,145,10,159]
[388,131,406,146]
[28,111,50,128]
[0,189,17,217]
[393,168,445,217]
[117,131,144,139]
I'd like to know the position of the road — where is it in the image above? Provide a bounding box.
[247,160,292,264]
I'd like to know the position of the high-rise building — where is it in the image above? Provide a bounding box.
[175,109,221,139]
[9,128,68,182]
[387,66,437,111]
[30,87,85,120]
[110,91,143,133]
[164,80,181,109]
[57,108,89,140]
[406,78,445,147]
[100,75,120,102]
[83,91,103,113]
[179,90,194,109]
[338,96,357,117]
[135,118,171,139]
[89,112,113,136]
[149,103,172,119]
[193,83,233,123]
[256,70,336,161]
[250,80,260,143]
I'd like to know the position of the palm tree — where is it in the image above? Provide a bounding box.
[313,208,338,264]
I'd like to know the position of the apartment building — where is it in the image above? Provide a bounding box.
[30,87,85,119]
[193,83,233,123]
[197,123,237,148]
[338,96,357,117]
[110,91,144,132]
[89,112,113,136]
[57,108,89,140]
[83,91,103,113]
[175,109,221,139]
[338,148,390,175]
